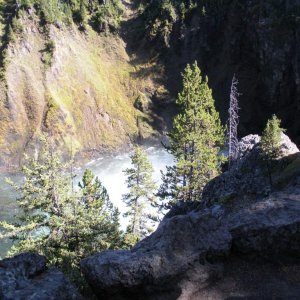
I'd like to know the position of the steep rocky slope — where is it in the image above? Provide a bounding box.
[134,0,300,144]
[0,0,299,167]
[80,134,300,299]
[0,7,166,168]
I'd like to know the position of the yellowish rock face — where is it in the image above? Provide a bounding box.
[0,14,162,167]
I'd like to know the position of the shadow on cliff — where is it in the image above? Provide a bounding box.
[120,0,300,147]
[118,3,178,138]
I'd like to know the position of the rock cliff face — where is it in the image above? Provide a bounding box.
[0,0,299,166]
[154,0,300,144]
[0,253,82,299]
[81,134,300,300]
[0,10,165,168]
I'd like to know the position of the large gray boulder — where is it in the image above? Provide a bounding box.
[0,252,83,300]
[202,133,299,205]
[81,186,300,299]
[81,134,300,300]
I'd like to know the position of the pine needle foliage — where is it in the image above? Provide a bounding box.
[0,135,121,286]
[3,0,123,30]
[158,62,225,205]
[138,0,197,46]
[260,115,285,187]
[261,115,284,159]
[122,147,156,244]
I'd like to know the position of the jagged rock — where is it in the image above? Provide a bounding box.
[81,207,230,299]
[280,133,300,156]
[81,134,300,300]
[202,133,299,205]
[236,134,261,159]
[0,253,82,300]
[81,185,300,299]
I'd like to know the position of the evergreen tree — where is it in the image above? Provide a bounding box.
[79,168,109,205]
[261,115,285,187]
[158,62,225,205]
[122,147,156,243]
[0,135,121,286]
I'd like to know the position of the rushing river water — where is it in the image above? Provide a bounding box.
[0,147,174,258]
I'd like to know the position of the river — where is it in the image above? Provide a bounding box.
[0,147,174,258]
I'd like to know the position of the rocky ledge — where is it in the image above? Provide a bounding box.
[202,133,300,205]
[81,134,300,299]
[0,253,82,300]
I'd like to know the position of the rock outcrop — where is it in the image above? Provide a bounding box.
[0,253,82,300]
[81,134,300,300]
[202,133,299,205]
[0,11,164,168]
[158,0,300,145]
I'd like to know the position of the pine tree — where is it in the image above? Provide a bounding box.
[76,168,122,249]
[261,115,285,187]
[227,74,240,166]
[79,168,109,204]
[0,135,121,286]
[122,147,156,243]
[158,61,225,205]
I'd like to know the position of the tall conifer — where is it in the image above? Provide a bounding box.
[261,115,284,187]
[122,147,156,242]
[158,62,225,204]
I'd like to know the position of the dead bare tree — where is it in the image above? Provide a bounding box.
[228,74,240,167]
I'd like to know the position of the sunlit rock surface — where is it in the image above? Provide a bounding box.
[202,133,299,205]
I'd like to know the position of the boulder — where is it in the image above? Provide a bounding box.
[0,252,82,300]
[236,134,261,159]
[81,184,300,299]
[202,133,300,205]
[81,134,300,300]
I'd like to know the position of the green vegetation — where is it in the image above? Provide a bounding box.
[136,0,300,48]
[0,1,18,78]
[122,146,157,244]
[0,0,123,78]
[261,115,283,159]
[41,39,55,66]
[158,61,225,205]
[17,0,123,30]
[91,0,123,32]
[0,135,122,289]
[275,153,300,188]
[261,115,285,187]
[0,0,123,53]
[137,0,198,46]
[137,0,234,46]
